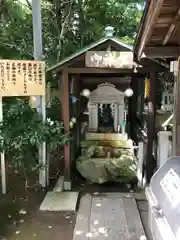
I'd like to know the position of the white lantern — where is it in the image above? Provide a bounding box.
[69,121,74,129]
[81,89,90,97]
[71,117,77,123]
[124,88,134,97]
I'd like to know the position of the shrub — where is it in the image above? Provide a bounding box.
[0,98,69,187]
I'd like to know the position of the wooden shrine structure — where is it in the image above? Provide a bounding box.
[47,30,168,188]
[134,0,180,173]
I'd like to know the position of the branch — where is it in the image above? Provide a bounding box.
[16,0,32,10]
[56,4,72,61]
[25,0,32,10]
[43,7,56,19]
[1,42,33,58]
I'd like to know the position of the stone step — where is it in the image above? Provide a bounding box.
[86,132,128,141]
[39,191,79,212]
[73,193,147,240]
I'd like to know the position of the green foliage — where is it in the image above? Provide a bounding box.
[0,0,145,65]
[0,0,33,59]
[46,97,61,122]
[0,98,69,186]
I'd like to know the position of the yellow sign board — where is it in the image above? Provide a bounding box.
[0,60,45,96]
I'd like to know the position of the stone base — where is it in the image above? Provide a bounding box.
[86,132,128,141]
[64,181,72,191]
[39,191,79,212]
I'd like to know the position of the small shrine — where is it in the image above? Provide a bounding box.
[88,83,127,133]
[47,25,168,189]
[78,82,134,185]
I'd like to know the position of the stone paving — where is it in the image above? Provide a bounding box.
[137,200,153,240]
[73,193,147,240]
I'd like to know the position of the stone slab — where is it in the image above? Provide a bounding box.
[73,193,147,240]
[53,175,64,192]
[123,198,146,240]
[90,196,130,240]
[86,132,128,141]
[73,194,92,240]
[137,201,153,240]
[92,192,147,201]
[39,191,79,212]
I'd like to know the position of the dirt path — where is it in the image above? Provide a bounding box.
[0,188,76,240]
[0,172,150,240]
[7,211,76,240]
[0,170,76,240]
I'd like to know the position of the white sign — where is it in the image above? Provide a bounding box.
[85,51,134,69]
[160,168,180,207]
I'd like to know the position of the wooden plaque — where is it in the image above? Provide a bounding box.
[0,60,45,96]
[85,51,133,69]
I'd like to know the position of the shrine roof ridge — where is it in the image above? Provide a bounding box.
[98,82,115,88]
[47,37,133,73]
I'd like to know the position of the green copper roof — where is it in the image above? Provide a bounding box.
[47,37,133,72]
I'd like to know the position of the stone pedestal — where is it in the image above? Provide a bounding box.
[114,104,118,132]
[86,132,128,141]
[88,104,98,132]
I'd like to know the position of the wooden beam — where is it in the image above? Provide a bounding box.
[163,9,180,45]
[67,67,133,74]
[144,46,180,58]
[146,72,156,183]
[81,77,131,84]
[137,65,168,73]
[138,0,164,60]
[61,70,71,190]
[67,66,167,74]
[172,59,180,156]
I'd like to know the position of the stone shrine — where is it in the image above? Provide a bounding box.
[88,83,127,133]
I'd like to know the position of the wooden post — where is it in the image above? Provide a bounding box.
[140,78,145,121]
[74,76,81,158]
[129,76,138,142]
[146,72,156,183]
[61,70,71,190]
[171,60,180,155]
